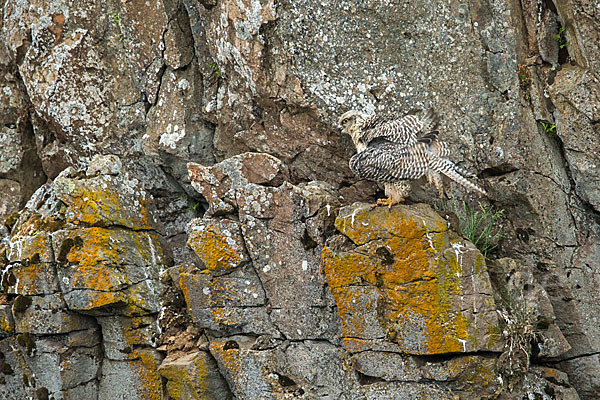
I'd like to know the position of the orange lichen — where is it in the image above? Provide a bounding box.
[9,264,45,295]
[131,350,162,400]
[121,317,153,347]
[187,220,246,272]
[160,363,198,400]
[209,341,242,375]
[8,232,54,263]
[55,177,153,229]
[64,228,161,291]
[210,308,238,326]
[334,204,447,246]
[0,311,14,333]
[323,205,472,355]
[179,272,194,314]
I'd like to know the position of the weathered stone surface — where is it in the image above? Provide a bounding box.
[0,329,103,399]
[549,66,600,211]
[188,152,287,215]
[489,258,570,359]
[0,180,20,225]
[554,0,600,72]
[86,154,123,177]
[0,127,22,175]
[351,351,422,382]
[180,267,278,337]
[53,174,160,229]
[12,293,96,334]
[521,367,581,400]
[209,337,359,399]
[0,337,30,399]
[238,182,341,340]
[99,350,163,400]
[361,382,458,400]
[208,338,287,399]
[548,236,600,399]
[0,0,162,176]
[323,203,502,355]
[26,329,102,395]
[1,0,598,397]
[98,315,160,360]
[158,351,233,400]
[145,64,215,168]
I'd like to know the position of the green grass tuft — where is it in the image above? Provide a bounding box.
[441,200,504,257]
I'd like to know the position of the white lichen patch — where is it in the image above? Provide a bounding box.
[159,123,187,149]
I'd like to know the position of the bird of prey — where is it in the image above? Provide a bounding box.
[338,109,486,207]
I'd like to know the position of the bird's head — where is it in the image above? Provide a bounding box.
[337,110,368,146]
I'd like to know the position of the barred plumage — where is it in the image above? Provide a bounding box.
[338,108,486,207]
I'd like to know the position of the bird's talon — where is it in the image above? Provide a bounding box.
[374,197,402,208]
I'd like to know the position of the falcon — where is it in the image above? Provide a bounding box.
[338,109,486,207]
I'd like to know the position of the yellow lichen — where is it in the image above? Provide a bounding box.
[209,341,242,375]
[0,313,14,333]
[187,221,245,272]
[323,205,472,355]
[55,177,153,229]
[131,350,163,400]
[160,365,198,400]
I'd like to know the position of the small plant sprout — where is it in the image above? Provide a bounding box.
[205,62,222,78]
[111,11,124,42]
[538,120,557,136]
[517,64,529,84]
[554,26,569,49]
[517,64,531,100]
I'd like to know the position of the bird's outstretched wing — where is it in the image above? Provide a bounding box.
[349,139,487,195]
[417,130,449,158]
[349,140,428,182]
[359,109,438,148]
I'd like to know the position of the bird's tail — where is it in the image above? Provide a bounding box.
[452,163,477,178]
[435,158,487,196]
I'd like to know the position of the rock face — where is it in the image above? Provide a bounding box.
[1,0,599,398]
[323,204,502,356]
[0,166,166,399]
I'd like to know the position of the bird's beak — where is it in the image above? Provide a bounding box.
[337,125,343,132]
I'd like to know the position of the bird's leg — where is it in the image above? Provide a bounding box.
[432,173,444,199]
[426,171,434,186]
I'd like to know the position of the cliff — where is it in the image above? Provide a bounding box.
[0,0,599,399]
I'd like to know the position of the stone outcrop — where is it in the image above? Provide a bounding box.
[1,0,599,398]
[0,166,166,399]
